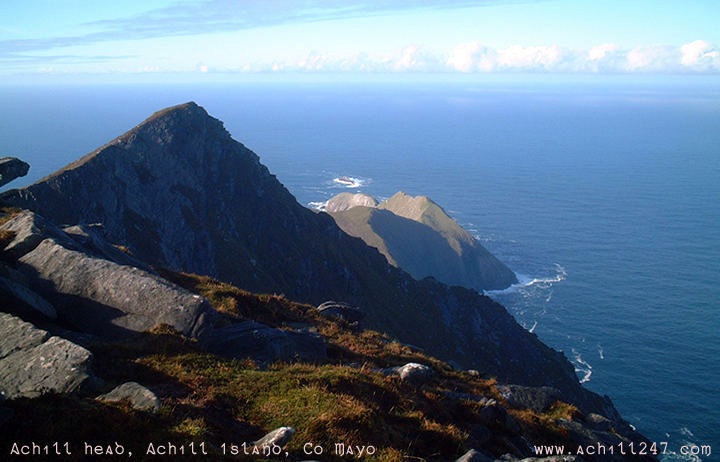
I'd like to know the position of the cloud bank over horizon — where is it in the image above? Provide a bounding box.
[235,40,720,74]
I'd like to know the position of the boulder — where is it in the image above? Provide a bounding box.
[207,321,327,364]
[0,157,29,188]
[498,385,564,413]
[379,362,433,386]
[15,232,216,340]
[252,426,295,449]
[455,448,494,462]
[316,300,365,324]
[97,382,161,413]
[0,313,93,399]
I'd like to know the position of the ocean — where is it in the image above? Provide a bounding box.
[1,78,718,460]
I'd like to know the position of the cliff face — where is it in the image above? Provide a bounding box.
[1,102,607,414]
[328,191,518,291]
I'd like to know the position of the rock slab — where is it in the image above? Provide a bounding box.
[0,157,29,188]
[0,313,93,399]
[2,211,217,340]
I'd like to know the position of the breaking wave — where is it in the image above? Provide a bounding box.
[307,201,327,211]
[332,176,366,188]
[572,348,593,384]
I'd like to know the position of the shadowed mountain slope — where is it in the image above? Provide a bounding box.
[1,102,611,415]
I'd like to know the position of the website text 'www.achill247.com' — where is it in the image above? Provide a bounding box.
[533,441,712,458]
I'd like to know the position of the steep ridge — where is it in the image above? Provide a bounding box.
[328,192,518,291]
[1,102,611,415]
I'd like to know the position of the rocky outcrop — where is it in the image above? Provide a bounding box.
[498,385,564,413]
[252,426,295,449]
[316,300,364,324]
[325,192,377,212]
[1,211,217,340]
[0,103,618,420]
[0,313,94,399]
[207,320,327,364]
[329,191,518,291]
[0,157,29,188]
[96,382,161,412]
[379,362,434,386]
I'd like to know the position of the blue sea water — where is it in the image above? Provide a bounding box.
[1,79,718,460]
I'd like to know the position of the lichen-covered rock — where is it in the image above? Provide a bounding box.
[252,426,295,449]
[207,321,326,364]
[0,313,93,399]
[0,157,29,188]
[97,382,161,412]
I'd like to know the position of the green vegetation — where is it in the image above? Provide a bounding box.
[1,270,583,461]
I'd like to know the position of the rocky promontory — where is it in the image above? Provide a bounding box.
[327,191,518,291]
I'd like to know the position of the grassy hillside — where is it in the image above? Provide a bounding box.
[2,269,584,461]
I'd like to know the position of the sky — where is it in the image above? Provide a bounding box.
[2,0,720,83]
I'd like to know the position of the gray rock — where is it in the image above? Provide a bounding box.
[0,275,57,319]
[455,448,494,462]
[16,235,216,340]
[498,385,564,413]
[316,300,365,324]
[97,382,161,412]
[0,211,75,260]
[476,400,520,435]
[0,312,49,359]
[252,426,295,449]
[585,413,613,431]
[0,313,93,399]
[207,321,327,364]
[0,157,29,188]
[379,362,433,386]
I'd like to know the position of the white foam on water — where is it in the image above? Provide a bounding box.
[572,348,593,383]
[528,321,538,333]
[486,263,567,296]
[332,176,367,188]
[597,344,605,360]
[307,201,328,211]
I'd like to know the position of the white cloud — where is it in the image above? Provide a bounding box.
[220,40,720,75]
[447,42,496,72]
[681,40,720,71]
[625,45,680,72]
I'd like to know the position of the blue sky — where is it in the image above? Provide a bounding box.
[2,0,720,82]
